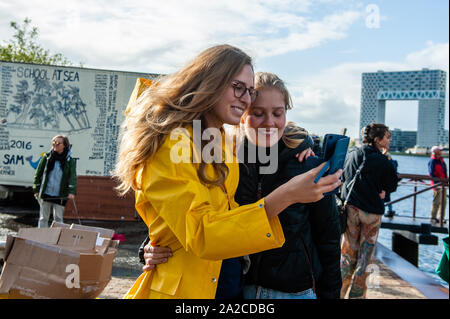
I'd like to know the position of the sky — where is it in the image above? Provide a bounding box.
[0,0,448,139]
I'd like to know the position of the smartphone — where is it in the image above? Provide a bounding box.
[322,133,348,162]
[314,134,350,194]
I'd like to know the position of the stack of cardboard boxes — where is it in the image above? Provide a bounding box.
[0,222,119,299]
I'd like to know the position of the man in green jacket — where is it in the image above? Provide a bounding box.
[33,135,77,228]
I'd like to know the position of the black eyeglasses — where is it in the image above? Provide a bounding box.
[231,81,258,102]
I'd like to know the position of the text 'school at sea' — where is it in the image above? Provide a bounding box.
[16,66,80,82]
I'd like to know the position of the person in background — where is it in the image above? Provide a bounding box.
[428,145,448,225]
[33,135,77,228]
[382,148,398,218]
[340,123,399,299]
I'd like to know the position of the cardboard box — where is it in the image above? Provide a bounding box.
[0,222,119,299]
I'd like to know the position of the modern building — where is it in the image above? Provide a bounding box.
[444,130,449,146]
[360,69,447,147]
[390,129,417,152]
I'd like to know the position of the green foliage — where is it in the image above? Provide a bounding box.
[0,18,73,66]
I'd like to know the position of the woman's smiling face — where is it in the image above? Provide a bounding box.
[242,87,286,147]
[204,64,254,128]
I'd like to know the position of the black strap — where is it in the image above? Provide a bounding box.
[341,149,366,208]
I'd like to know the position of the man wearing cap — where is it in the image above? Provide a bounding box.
[428,146,448,224]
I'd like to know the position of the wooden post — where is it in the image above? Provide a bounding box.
[392,231,418,267]
[439,184,445,227]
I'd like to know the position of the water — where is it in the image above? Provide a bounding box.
[378,154,449,288]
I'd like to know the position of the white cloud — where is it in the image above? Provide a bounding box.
[2,1,447,141]
[287,41,450,138]
[247,10,362,58]
[405,42,449,70]
[0,0,362,73]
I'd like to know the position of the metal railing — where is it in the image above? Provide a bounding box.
[384,174,448,227]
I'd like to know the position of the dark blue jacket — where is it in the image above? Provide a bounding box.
[342,145,398,215]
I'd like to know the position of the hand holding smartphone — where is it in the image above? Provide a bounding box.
[314,134,350,194]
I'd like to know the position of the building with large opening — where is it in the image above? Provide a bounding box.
[360,69,447,147]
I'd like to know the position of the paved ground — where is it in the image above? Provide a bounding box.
[97,257,426,299]
[0,203,428,299]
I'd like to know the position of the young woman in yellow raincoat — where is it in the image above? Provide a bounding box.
[113,44,342,299]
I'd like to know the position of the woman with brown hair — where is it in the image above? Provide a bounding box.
[113,45,342,299]
[340,123,399,299]
[33,135,77,228]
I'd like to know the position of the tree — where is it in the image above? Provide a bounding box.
[0,18,73,66]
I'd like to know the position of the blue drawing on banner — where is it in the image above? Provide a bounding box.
[26,155,41,169]
[7,76,90,132]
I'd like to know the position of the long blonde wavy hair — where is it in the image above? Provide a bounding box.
[113,44,253,195]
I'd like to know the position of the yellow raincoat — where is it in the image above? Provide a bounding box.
[0,78,284,300]
[123,124,285,299]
